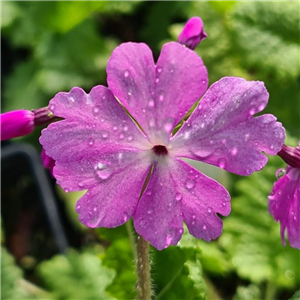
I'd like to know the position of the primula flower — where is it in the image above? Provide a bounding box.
[178,16,207,50]
[268,143,300,249]
[40,41,285,250]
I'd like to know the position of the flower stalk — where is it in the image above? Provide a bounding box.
[136,235,152,300]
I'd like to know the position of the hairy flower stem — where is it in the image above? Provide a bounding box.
[136,235,152,300]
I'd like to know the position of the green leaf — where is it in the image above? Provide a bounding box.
[96,224,138,300]
[289,290,300,300]
[229,2,300,81]
[38,250,115,300]
[153,246,206,300]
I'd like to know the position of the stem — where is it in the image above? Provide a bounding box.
[136,235,152,300]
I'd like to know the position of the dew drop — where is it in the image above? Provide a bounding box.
[127,135,133,141]
[276,168,286,179]
[164,122,173,132]
[128,91,132,96]
[148,99,155,108]
[149,118,155,127]
[186,180,195,190]
[93,207,97,212]
[155,78,159,84]
[249,108,256,115]
[93,106,100,114]
[191,220,195,225]
[49,104,55,111]
[95,169,111,180]
[102,132,108,139]
[231,148,238,156]
[200,122,205,129]
[159,94,164,101]
[165,234,173,248]
[202,80,206,85]
[100,118,105,122]
[78,182,84,188]
[123,213,129,222]
[207,207,212,214]
[192,214,196,219]
[179,229,183,234]
[124,70,129,77]
[123,126,128,132]
[69,97,75,103]
[88,138,94,146]
[245,133,250,141]
[175,193,182,201]
[96,162,106,170]
[157,67,162,73]
[65,188,69,193]
[119,133,124,139]
[222,139,226,144]
[203,225,207,230]
[76,204,81,210]
[113,126,118,131]
[147,210,152,215]
[222,202,227,207]
[170,69,174,73]
[218,158,226,169]
[142,109,146,113]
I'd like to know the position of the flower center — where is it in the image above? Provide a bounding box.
[152,145,168,156]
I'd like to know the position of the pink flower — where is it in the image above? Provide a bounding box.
[178,17,207,50]
[269,144,300,249]
[40,41,285,250]
[1,110,34,141]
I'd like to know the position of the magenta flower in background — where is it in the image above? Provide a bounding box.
[178,16,207,50]
[1,110,34,141]
[269,144,300,249]
[40,41,285,250]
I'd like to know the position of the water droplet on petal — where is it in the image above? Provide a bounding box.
[186,180,195,190]
[148,99,155,108]
[76,204,81,210]
[231,148,238,156]
[123,126,128,132]
[202,225,207,230]
[128,91,132,96]
[78,182,84,188]
[175,193,182,201]
[249,108,256,115]
[127,135,133,141]
[276,168,286,179]
[119,133,124,139]
[165,234,173,248]
[113,126,118,131]
[192,214,196,219]
[159,94,164,101]
[93,106,100,114]
[142,109,146,113]
[65,188,69,193]
[102,132,108,139]
[93,207,97,212]
[157,67,162,73]
[123,213,129,222]
[149,118,155,127]
[88,138,94,146]
[207,207,212,213]
[124,70,129,77]
[146,190,152,196]
[218,158,226,169]
[222,139,226,144]
[164,122,173,132]
[147,210,152,215]
[202,80,206,85]
[245,133,250,141]
[179,229,183,234]
[222,202,227,207]
[69,97,75,103]
[200,122,205,128]
[155,78,159,84]
[49,104,55,111]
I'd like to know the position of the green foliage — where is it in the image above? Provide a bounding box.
[96,224,138,300]
[38,250,115,300]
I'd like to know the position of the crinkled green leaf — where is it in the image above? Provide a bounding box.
[38,250,115,300]
[229,2,300,81]
[153,246,206,300]
[96,224,137,300]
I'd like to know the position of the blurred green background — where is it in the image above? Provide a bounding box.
[1,1,300,300]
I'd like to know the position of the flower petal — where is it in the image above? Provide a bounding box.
[75,154,152,228]
[107,42,208,144]
[171,77,285,175]
[40,85,152,191]
[268,166,300,249]
[134,158,230,250]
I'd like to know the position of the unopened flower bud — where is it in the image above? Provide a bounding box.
[178,17,207,50]
[1,110,34,141]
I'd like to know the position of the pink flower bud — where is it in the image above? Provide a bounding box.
[178,17,207,50]
[1,110,34,141]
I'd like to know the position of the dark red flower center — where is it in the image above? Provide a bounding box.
[152,145,168,156]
